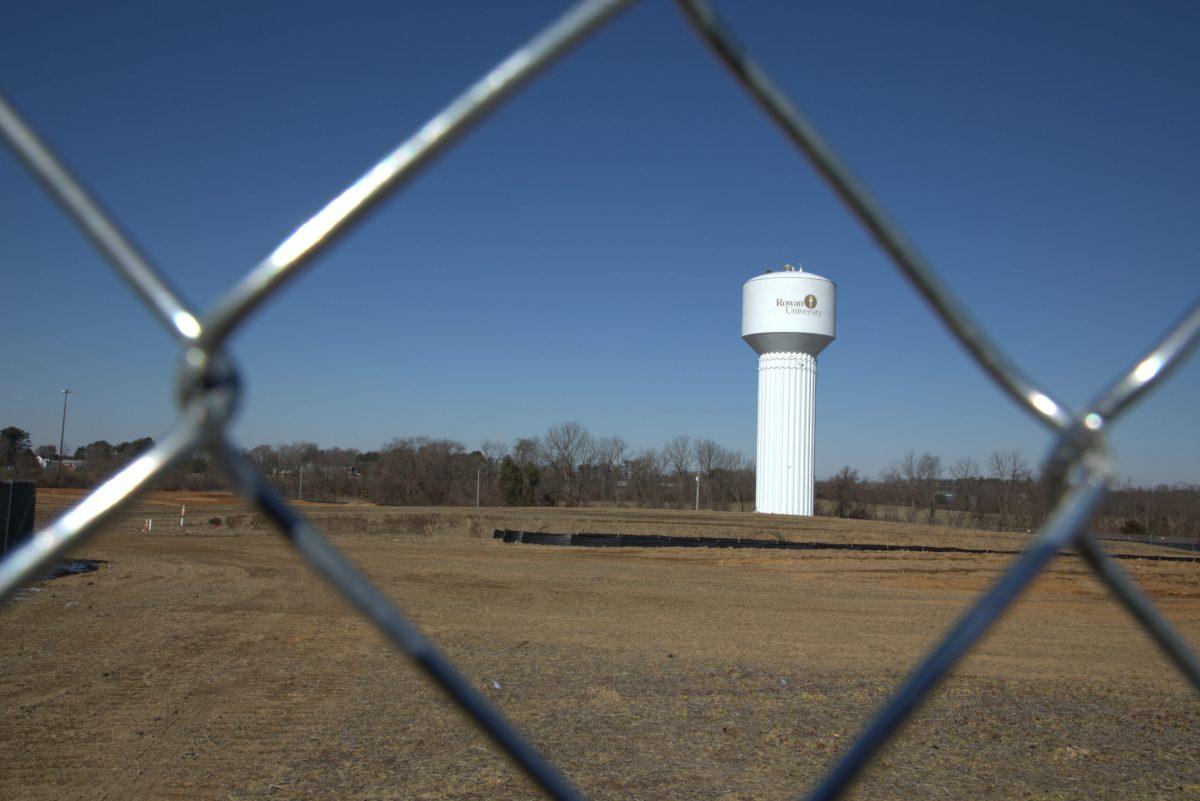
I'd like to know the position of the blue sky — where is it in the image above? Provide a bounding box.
[2,0,1198,485]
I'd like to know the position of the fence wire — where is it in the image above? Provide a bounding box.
[2,1,1198,798]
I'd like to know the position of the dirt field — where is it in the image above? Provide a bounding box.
[2,493,1198,800]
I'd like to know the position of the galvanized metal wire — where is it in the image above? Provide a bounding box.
[2,1,1198,799]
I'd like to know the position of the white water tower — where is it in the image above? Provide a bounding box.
[742,264,837,515]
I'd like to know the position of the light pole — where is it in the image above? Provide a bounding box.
[57,388,71,481]
[695,473,700,511]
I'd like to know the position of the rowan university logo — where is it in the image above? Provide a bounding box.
[804,294,817,309]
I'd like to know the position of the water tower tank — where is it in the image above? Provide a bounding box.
[742,265,837,515]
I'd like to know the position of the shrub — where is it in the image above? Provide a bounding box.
[1119,519,1146,535]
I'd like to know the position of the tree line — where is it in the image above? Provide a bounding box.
[237,424,758,512]
[3,423,1196,539]
[1,426,156,487]
[817,449,1200,539]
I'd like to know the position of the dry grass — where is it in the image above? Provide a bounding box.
[2,494,1197,799]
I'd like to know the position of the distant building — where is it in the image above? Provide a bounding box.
[35,456,84,471]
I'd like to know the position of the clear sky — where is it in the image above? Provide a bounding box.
[2,0,1198,485]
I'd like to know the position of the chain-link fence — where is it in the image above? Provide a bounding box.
[2,1,1198,798]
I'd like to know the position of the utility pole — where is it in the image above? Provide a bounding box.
[695,473,700,511]
[475,465,481,508]
[298,464,303,501]
[57,388,71,481]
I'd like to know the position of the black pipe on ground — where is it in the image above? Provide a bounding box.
[491,529,1200,563]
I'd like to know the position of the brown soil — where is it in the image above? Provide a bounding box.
[2,500,1197,800]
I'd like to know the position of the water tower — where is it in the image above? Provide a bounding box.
[742,264,837,515]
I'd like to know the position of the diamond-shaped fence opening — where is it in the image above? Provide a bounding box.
[1,2,1198,799]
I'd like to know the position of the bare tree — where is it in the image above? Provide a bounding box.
[949,456,980,524]
[248,444,281,477]
[705,444,744,510]
[278,441,319,498]
[730,451,755,512]
[886,451,941,522]
[988,449,1030,531]
[694,438,722,508]
[629,447,666,507]
[513,437,541,466]
[312,446,360,499]
[917,452,942,523]
[662,435,695,508]
[542,422,593,506]
[593,435,628,504]
[878,465,903,522]
[477,440,509,505]
[689,439,746,511]
[829,466,862,518]
[480,440,508,466]
[894,450,921,522]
